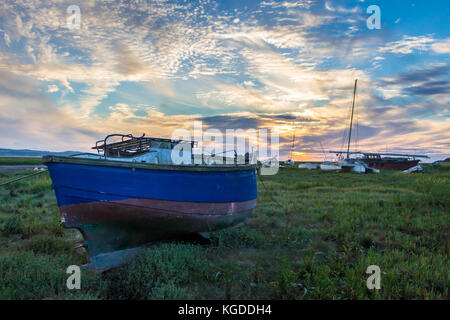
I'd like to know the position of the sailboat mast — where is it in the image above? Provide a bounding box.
[290,122,295,160]
[346,79,357,159]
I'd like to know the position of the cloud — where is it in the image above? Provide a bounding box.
[0,0,448,161]
[395,64,449,84]
[378,64,450,96]
[0,69,99,151]
[200,111,317,131]
[324,1,360,13]
[378,35,435,54]
[47,84,59,93]
[0,72,199,151]
[261,1,314,9]
[403,81,450,96]
[431,38,450,54]
[2,32,10,46]
[379,35,450,55]
[200,114,264,131]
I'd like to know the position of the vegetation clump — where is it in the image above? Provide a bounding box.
[0,163,448,299]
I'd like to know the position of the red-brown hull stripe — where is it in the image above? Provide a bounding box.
[60,198,258,225]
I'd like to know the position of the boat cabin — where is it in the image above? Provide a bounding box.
[92,134,196,165]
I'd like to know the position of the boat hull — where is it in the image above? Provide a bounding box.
[339,160,368,173]
[62,198,255,270]
[320,164,341,171]
[340,164,366,173]
[363,159,419,170]
[44,156,258,270]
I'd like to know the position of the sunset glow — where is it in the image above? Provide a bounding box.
[0,0,448,161]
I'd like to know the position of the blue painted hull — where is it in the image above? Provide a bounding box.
[47,162,257,207]
[44,156,258,270]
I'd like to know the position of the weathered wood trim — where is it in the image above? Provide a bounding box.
[42,155,257,172]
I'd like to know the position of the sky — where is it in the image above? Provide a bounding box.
[0,0,449,161]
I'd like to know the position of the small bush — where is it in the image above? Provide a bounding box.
[272,259,298,299]
[0,252,99,299]
[1,215,24,236]
[103,243,207,299]
[214,227,267,248]
[20,235,74,256]
[150,282,192,300]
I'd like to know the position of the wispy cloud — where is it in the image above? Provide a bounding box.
[378,35,450,55]
[431,38,450,54]
[0,0,448,160]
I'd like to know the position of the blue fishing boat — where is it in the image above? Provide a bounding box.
[43,134,258,271]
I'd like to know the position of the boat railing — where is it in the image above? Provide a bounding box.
[93,133,197,158]
[93,133,143,155]
[70,152,106,159]
[87,133,259,166]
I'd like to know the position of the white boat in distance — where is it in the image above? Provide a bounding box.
[339,158,380,174]
[402,165,423,174]
[284,159,295,166]
[340,159,365,173]
[320,161,341,171]
[298,163,319,170]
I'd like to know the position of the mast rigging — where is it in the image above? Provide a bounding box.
[346,79,358,159]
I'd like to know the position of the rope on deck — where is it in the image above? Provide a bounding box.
[0,169,48,187]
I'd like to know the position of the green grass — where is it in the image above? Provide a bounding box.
[0,164,448,299]
[0,157,42,166]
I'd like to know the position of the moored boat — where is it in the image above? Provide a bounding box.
[44,134,258,271]
[320,161,341,171]
[339,158,380,174]
[284,159,295,166]
[339,159,366,173]
[361,153,423,170]
[327,79,428,171]
[298,163,319,170]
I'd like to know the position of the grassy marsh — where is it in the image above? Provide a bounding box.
[0,162,448,299]
[0,157,42,166]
